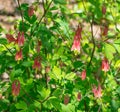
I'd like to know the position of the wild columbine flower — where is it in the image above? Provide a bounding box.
[45,66,50,73]
[15,49,23,61]
[32,58,41,69]
[102,5,106,15]
[12,80,20,96]
[102,26,108,36]
[81,70,86,80]
[28,6,34,17]
[71,26,82,52]
[6,34,16,43]
[64,94,70,105]
[36,40,41,53]
[77,92,81,101]
[16,32,25,46]
[102,57,109,72]
[92,85,102,98]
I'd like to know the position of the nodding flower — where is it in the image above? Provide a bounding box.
[6,34,16,43]
[81,70,86,80]
[92,85,102,98]
[32,58,41,70]
[28,6,34,17]
[64,94,70,105]
[101,57,109,72]
[16,32,25,46]
[15,49,23,61]
[12,80,20,96]
[77,92,81,101]
[36,40,41,53]
[102,5,106,15]
[102,26,108,36]
[71,25,82,52]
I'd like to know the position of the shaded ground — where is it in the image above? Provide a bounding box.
[0,0,35,30]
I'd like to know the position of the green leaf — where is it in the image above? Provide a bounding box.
[104,43,116,60]
[11,69,23,80]
[53,0,66,4]
[15,101,27,110]
[73,61,83,69]
[0,38,7,45]
[53,88,63,97]
[43,100,53,110]
[19,22,30,32]
[116,87,120,94]
[37,86,50,100]
[115,60,120,68]
[48,97,61,110]
[65,72,76,81]
[114,39,120,53]
[33,101,41,109]
[111,100,120,111]
[61,104,75,112]
[51,66,62,80]
[22,61,32,67]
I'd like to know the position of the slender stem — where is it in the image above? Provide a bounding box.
[40,103,42,112]
[44,69,48,89]
[97,105,101,112]
[30,0,53,37]
[3,44,14,56]
[101,72,107,87]
[21,86,56,104]
[42,0,46,13]
[82,0,96,67]
[26,67,30,78]
[82,0,87,14]
[84,100,88,111]
[87,19,96,67]
[16,0,24,29]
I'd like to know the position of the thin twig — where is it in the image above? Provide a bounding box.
[82,0,87,14]
[16,0,24,29]
[42,0,46,13]
[30,0,53,37]
[82,0,96,67]
[3,44,14,56]
[84,100,88,112]
[87,19,96,67]
[97,105,101,112]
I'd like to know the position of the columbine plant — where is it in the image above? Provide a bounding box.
[101,57,110,72]
[12,80,20,97]
[92,85,102,98]
[0,0,119,111]
[71,25,82,52]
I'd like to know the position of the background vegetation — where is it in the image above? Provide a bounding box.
[0,0,120,111]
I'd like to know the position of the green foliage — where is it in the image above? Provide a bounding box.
[0,0,120,112]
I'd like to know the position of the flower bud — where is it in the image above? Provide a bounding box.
[12,80,20,96]
[102,5,106,15]
[15,49,23,61]
[45,66,50,73]
[32,58,41,69]
[81,70,86,80]
[28,6,34,17]
[71,25,82,52]
[16,32,25,46]
[101,57,109,72]
[64,94,70,105]
[77,92,81,101]
[92,85,102,98]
